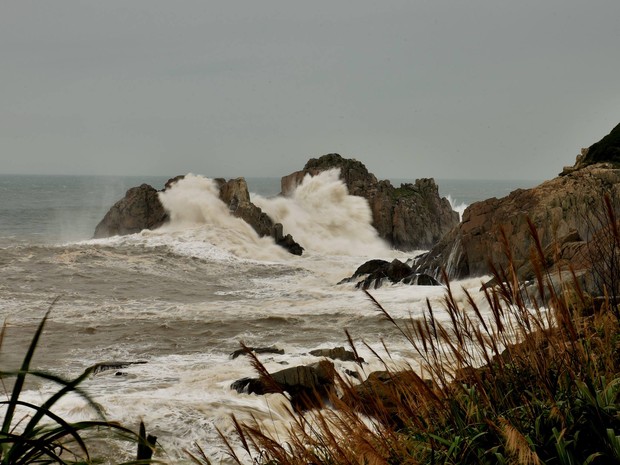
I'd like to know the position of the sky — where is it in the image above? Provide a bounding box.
[1,1,619,181]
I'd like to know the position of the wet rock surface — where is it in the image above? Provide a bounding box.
[281,154,459,250]
[94,184,168,238]
[231,360,336,410]
[340,258,441,289]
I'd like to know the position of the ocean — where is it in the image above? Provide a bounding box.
[0,173,539,463]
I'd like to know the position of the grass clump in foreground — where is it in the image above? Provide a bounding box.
[224,215,620,464]
[0,301,157,464]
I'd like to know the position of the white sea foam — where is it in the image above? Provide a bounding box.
[2,172,508,463]
[446,194,468,221]
[254,169,392,257]
[157,174,292,262]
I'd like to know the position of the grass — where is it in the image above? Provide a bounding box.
[0,300,157,464]
[220,202,620,464]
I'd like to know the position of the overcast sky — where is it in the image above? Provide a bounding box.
[1,1,619,180]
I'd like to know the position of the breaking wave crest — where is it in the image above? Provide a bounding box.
[154,170,390,261]
[446,194,468,222]
[255,169,391,257]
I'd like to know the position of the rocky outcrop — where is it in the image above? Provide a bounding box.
[94,184,168,238]
[216,177,304,255]
[94,176,303,255]
[231,360,335,410]
[309,347,364,363]
[230,346,285,360]
[281,154,459,250]
[416,124,620,284]
[340,258,441,289]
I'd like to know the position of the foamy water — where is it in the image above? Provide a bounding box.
[0,172,494,463]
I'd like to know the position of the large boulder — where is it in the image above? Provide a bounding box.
[339,258,441,289]
[231,360,336,410]
[94,184,168,238]
[281,154,459,250]
[416,124,620,286]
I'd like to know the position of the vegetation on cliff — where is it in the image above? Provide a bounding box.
[580,122,620,167]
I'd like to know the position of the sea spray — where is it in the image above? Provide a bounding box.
[254,169,391,257]
[156,174,290,261]
[446,194,468,222]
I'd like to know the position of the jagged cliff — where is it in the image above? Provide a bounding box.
[416,123,620,286]
[281,154,459,250]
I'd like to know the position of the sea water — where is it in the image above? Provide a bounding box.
[0,173,539,463]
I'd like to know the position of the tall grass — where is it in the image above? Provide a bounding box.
[224,205,620,464]
[0,301,157,464]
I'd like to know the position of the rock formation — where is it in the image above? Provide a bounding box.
[281,154,459,250]
[94,176,303,255]
[339,258,441,289]
[416,123,620,288]
[230,360,335,410]
[309,346,364,363]
[215,177,304,255]
[94,184,168,238]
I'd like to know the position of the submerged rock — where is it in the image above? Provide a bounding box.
[92,361,147,375]
[281,154,459,250]
[230,346,285,359]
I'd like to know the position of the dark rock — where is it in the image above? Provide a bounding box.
[230,377,267,395]
[561,123,620,174]
[218,177,304,255]
[230,346,285,359]
[164,175,185,190]
[402,273,441,286]
[342,258,440,289]
[344,369,361,380]
[309,346,364,363]
[92,361,147,375]
[281,154,459,250]
[94,184,168,238]
[277,234,304,256]
[231,360,335,410]
[351,259,390,278]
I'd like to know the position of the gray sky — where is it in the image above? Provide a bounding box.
[1,1,619,180]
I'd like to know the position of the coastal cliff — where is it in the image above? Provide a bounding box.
[416,123,620,287]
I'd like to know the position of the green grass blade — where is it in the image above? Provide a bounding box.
[1,303,54,435]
